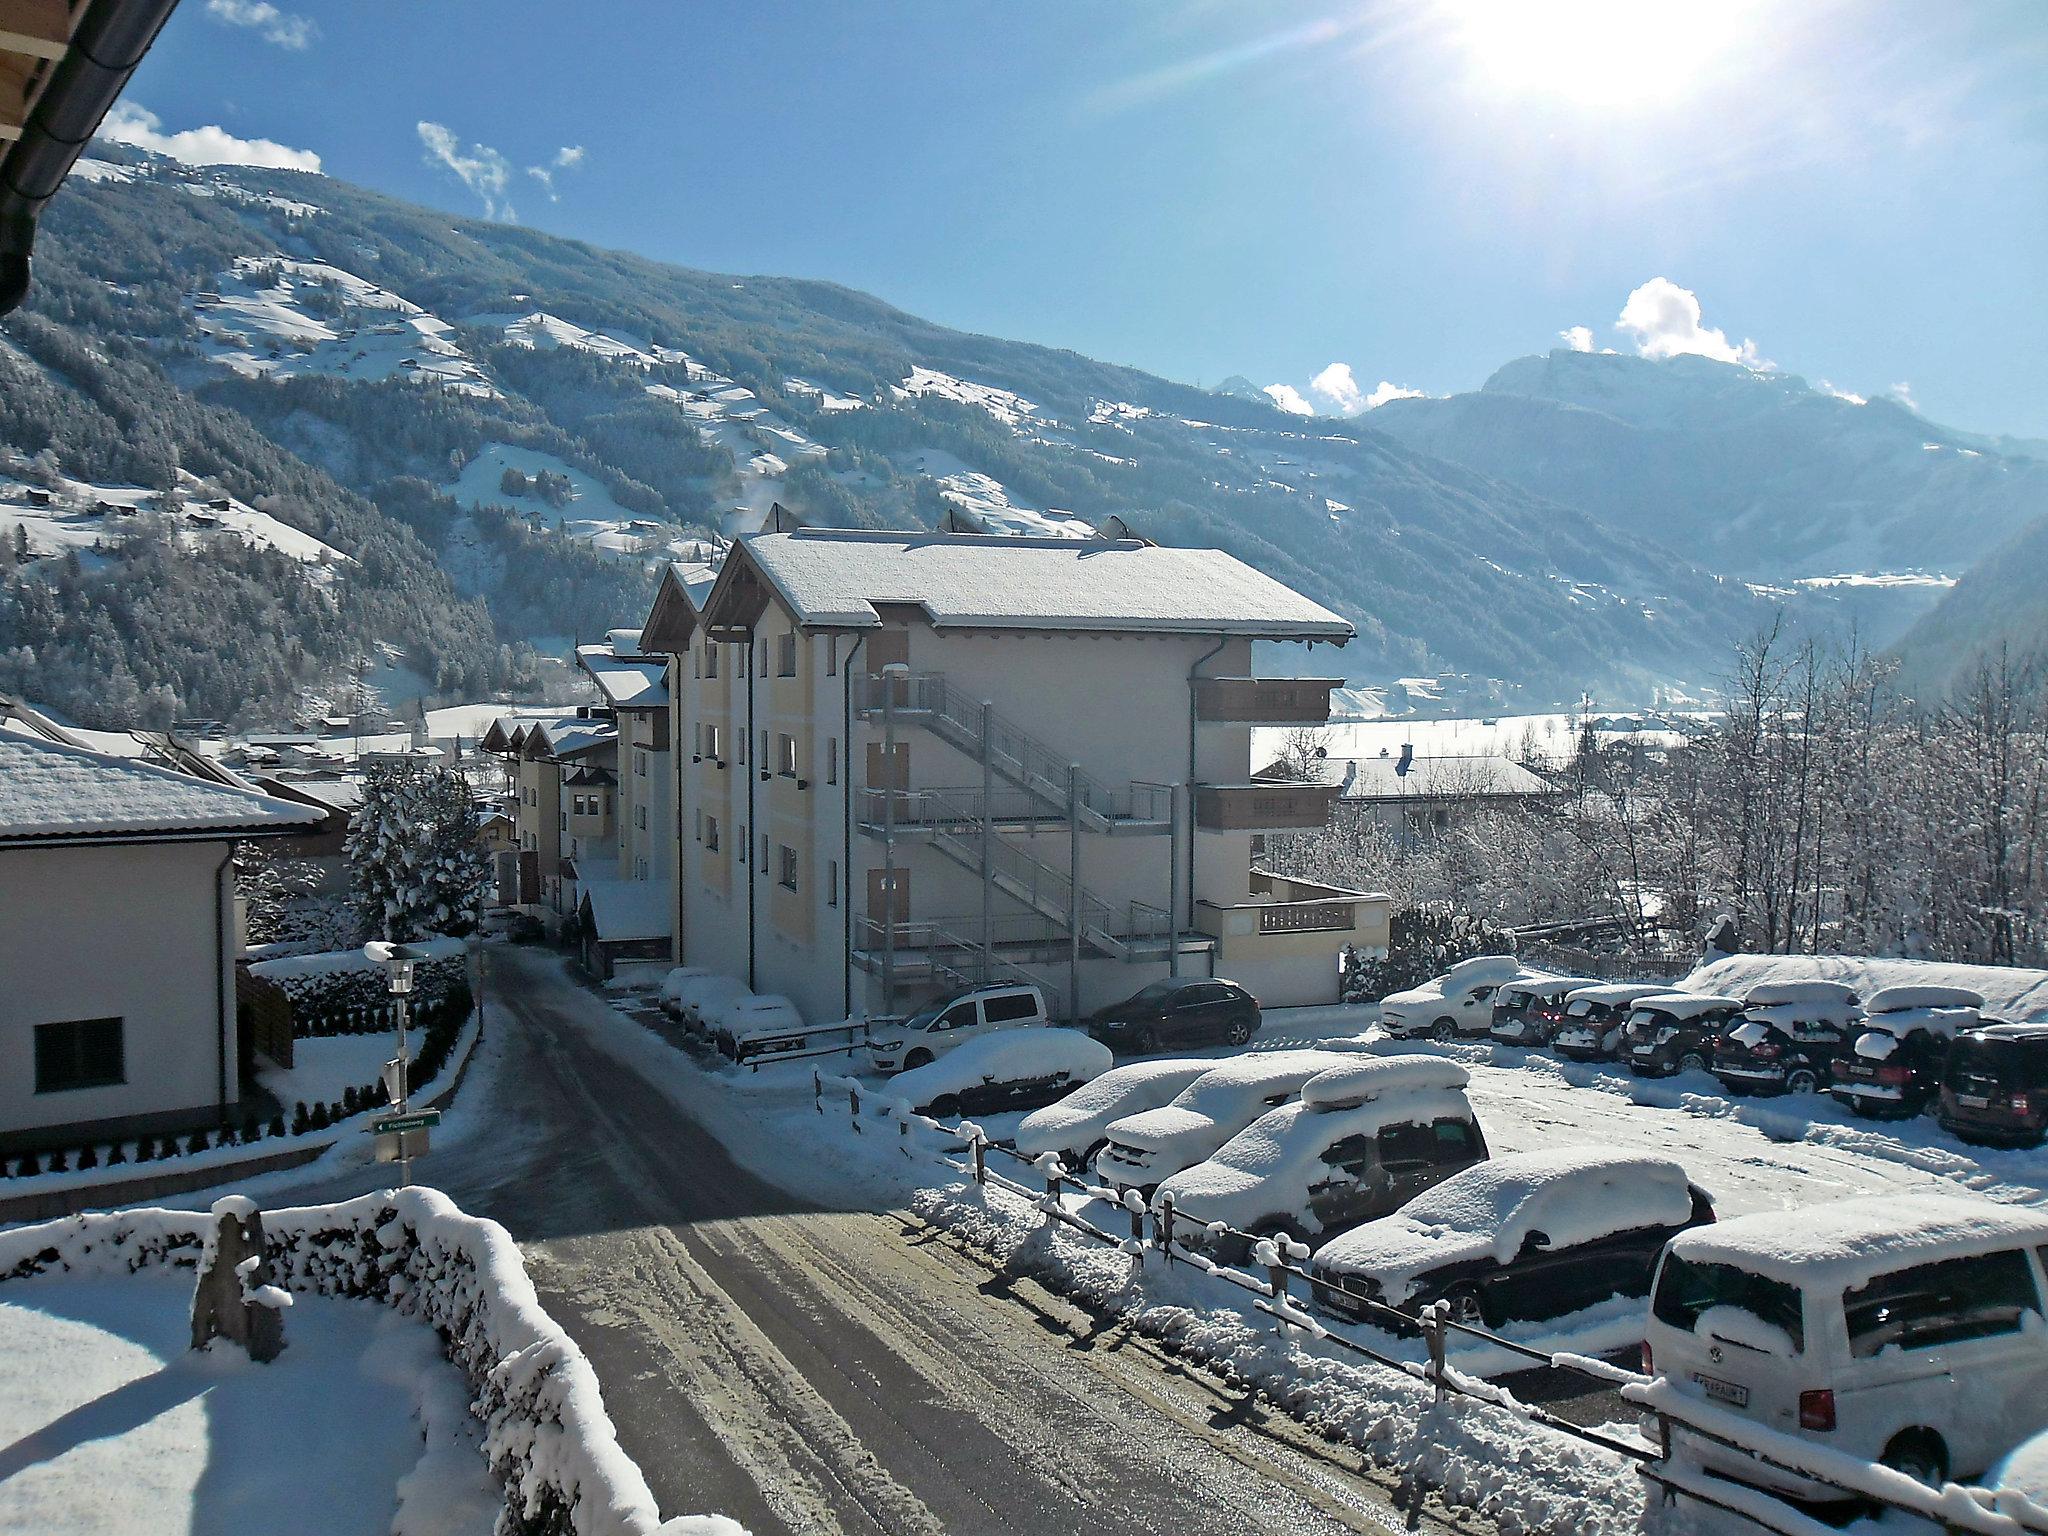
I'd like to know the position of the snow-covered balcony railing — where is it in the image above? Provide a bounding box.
[1194,779,1342,831]
[1191,675,1343,726]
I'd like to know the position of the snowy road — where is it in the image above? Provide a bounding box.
[270,949,1482,1536]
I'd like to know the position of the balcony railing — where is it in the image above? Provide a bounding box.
[1192,676,1342,725]
[1194,781,1341,831]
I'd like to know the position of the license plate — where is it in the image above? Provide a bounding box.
[1959,1094,1990,1109]
[1692,1372,1749,1408]
[1632,1045,1655,1055]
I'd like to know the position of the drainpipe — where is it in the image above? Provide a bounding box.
[841,633,865,1019]
[745,632,757,992]
[1186,636,1228,935]
[213,844,236,1121]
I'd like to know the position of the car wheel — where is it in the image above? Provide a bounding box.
[1432,1019,1457,1043]
[1848,1100,1881,1120]
[903,1048,933,1071]
[1227,1017,1254,1046]
[926,1094,960,1119]
[1126,1025,1157,1054]
[1440,1284,1489,1331]
[1078,1138,1109,1169]
[1880,1430,1949,1489]
[1679,1050,1707,1075]
[1786,1068,1820,1096]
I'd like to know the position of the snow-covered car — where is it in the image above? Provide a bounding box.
[1155,1056,1485,1248]
[1645,1194,2048,1496]
[675,973,749,1033]
[1623,993,1743,1077]
[887,1028,1113,1118]
[1938,1022,2048,1147]
[1489,975,1598,1047]
[707,993,802,1056]
[659,966,720,1019]
[1093,1048,1357,1195]
[1710,982,1863,1097]
[1552,984,1673,1062]
[1830,984,1983,1119]
[1379,954,1522,1042]
[1312,1149,1712,1330]
[866,983,1049,1075]
[1010,1058,1217,1166]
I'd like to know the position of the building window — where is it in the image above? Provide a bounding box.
[634,748,648,778]
[705,815,720,852]
[738,730,747,766]
[827,737,838,785]
[757,638,768,674]
[738,825,747,863]
[636,804,647,831]
[828,859,839,906]
[759,729,769,767]
[826,636,838,676]
[701,722,720,760]
[760,833,769,869]
[34,1017,124,1094]
[778,733,797,777]
[776,632,797,677]
[637,857,647,879]
[779,845,799,891]
[694,809,703,843]
[703,642,719,679]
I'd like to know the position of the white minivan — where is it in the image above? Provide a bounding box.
[1643,1194,2048,1494]
[866,983,1049,1075]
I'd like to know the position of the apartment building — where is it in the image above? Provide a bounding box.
[570,631,675,974]
[478,709,617,931]
[641,527,1388,1024]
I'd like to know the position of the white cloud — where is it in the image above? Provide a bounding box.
[1816,380,1867,405]
[419,122,514,220]
[98,101,321,172]
[1887,381,1918,411]
[1360,379,1426,410]
[204,0,315,49]
[525,145,588,202]
[1615,277,1770,369]
[1560,325,1595,353]
[1263,383,1316,416]
[1308,362,1365,414]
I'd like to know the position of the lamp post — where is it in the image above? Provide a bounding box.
[364,940,431,1187]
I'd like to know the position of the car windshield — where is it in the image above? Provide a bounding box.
[1123,982,1179,1007]
[1653,1255,1806,1354]
[1948,1036,2048,1079]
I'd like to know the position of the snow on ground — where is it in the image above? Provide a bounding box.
[1265,708,1721,761]
[1791,572,1956,591]
[0,470,349,578]
[470,310,659,367]
[0,1270,495,1536]
[782,377,866,412]
[893,446,1096,538]
[256,1028,422,1111]
[446,443,659,556]
[893,365,1039,428]
[187,256,493,396]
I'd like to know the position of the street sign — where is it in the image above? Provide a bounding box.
[374,1128,430,1163]
[371,1109,441,1135]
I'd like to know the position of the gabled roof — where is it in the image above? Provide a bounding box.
[701,528,1353,641]
[1333,753,1553,801]
[575,644,667,711]
[640,556,720,653]
[579,877,673,942]
[0,732,325,845]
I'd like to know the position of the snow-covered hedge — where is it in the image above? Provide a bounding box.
[249,935,472,1031]
[0,1190,736,1536]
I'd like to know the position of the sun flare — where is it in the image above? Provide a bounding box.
[1445,0,1764,109]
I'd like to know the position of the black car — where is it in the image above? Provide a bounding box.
[1711,1009,1856,1097]
[1310,1150,1716,1331]
[1087,977,1260,1053]
[1937,1024,2048,1147]
[1624,996,1744,1077]
[1551,985,1671,1062]
[1832,987,1984,1120]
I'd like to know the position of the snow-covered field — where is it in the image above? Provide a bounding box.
[0,1271,494,1536]
[256,1027,423,1111]
[446,442,652,552]
[0,469,349,577]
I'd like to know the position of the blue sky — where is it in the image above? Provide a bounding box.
[116,1,2048,436]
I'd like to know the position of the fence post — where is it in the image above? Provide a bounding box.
[1421,1300,1448,1402]
[813,1070,823,1114]
[899,1114,911,1159]
[1128,1192,1145,1253]
[1044,1162,1062,1226]
[848,1084,861,1133]
[1266,1245,1290,1308]
[971,1131,986,1185]
[1156,1192,1175,1265]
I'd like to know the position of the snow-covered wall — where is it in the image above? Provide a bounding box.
[1685,953,2048,1022]
[0,1190,737,1536]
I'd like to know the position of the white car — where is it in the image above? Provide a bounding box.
[866,983,1048,1075]
[707,993,802,1055]
[887,1028,1113,1118]
[1380,954,1522,1042]
[1644,1194,2048,1495]
[1093,1048,1357,1194]
[660,966,719,1018]
[1155,1056,1484,1244]
[677,973,749,1031]
[1011,1058,1217,1166]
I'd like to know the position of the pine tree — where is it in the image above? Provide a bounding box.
[346,761,491,942]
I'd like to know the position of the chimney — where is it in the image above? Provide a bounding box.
[1395,743,1413,777]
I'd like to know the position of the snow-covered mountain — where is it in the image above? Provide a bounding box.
[1365,349,2048,581]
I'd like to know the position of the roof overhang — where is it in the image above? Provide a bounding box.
[640,564,704,653]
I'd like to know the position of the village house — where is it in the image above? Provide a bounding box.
[640,527,1389,1024]
[0,732,322,1154]
[479,709,619,931]
[1324,747,1556,850]
[569,631,675,977]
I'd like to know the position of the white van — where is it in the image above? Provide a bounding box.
[866,983,1049,1074]
[1643,1194,2048,1494]
[1380,954,1522,1041]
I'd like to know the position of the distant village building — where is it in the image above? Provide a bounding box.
[1323,747,1556,849]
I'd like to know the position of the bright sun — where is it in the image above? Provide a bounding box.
[1445,0,1763,109]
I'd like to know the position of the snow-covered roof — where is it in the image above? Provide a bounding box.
[1741,979,1861,1008]
[1565,983,1671,1008]
[1334,754,1552,801]
[1664,1194,2048,1291]
[1631,993,1742,1021]
[719,528,1354,640]
[1497,975,1600,1004]
[0,733,324,844]
[1866,983,1985,1015]
[575,645,667,711]
[578,878,673,941]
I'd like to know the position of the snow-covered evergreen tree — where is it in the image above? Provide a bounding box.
[346,762,490,942]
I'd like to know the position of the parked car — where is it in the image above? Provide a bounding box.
[1155,1056,1485,1247]
[866,983,1049,1075]
[1380,954,1523,1042]
[1830,985,1984,1120]
[1094,1048,1357,1195]
[1624,993,1744,1077]
[1711,981,1863,1097]
[660,965,720,1019]
[1313,1149,1713,1329]
[1552,984,1673,1062]
[708,993,802,1057]
[1086,976,1260,1053]
[1937,1023,2048,1147]
[888,1028,1114,1118]
[1011,1058,1217,1166]
[1490,975,1599,1047]
[677,974,749,1033]
[1644,1194,2048,1495]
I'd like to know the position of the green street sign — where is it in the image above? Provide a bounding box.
[371,1109,441,1135]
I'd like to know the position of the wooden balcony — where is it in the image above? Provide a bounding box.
[1194,781,1341,831]
[1192,676,1342,726]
